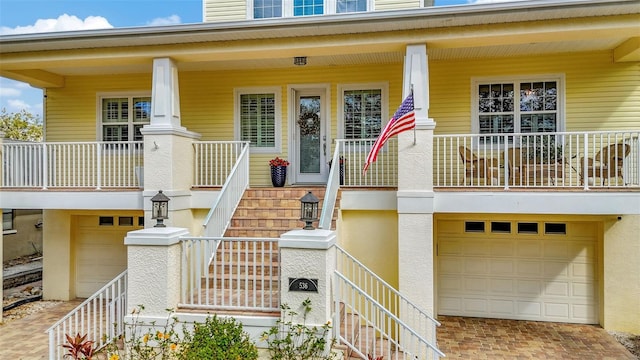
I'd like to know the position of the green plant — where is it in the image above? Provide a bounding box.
[63,333,95,360]
[100,305,181,360]
[262,298,338,360]
[175,315,258,360]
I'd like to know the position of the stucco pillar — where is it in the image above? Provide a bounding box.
[279,229,336,328]
[602,215,640,333]
[397,44,437,318]
[124,227,188,316]
[140,57,201,229]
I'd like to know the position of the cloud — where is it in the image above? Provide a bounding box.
[7,99,33,112]
[146,15,182,27]
[0,87,21,98]
[0,14,113,35]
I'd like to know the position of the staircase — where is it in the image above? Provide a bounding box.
[224,186,338,237]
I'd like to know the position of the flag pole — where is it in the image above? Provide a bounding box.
[411,84,416,145]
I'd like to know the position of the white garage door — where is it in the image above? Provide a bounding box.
[437,220,598,324]
[75,215,141,298]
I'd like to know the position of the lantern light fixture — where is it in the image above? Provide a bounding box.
[151,190,170,227]
[300,191,319,230]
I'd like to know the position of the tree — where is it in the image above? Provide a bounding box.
[0,108,43,142]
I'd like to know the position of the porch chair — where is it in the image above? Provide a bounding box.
[580,143,631,186]
[458,146,499,185]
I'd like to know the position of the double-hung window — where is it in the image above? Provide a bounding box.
[339,83,388,140]
[252,0,369,18]
[99,94,151,142]
[236,88,281,153]
[473,76,563,144]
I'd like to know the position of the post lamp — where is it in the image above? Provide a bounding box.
[151,190,170,227]
[300,191,319,230]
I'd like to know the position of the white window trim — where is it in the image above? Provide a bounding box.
[337,82,389,139]
[247,0,373,19]
[470,74,565,136]
[234,87,282,154]
[96,91,151,142]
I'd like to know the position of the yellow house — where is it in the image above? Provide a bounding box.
[1,0,639,357]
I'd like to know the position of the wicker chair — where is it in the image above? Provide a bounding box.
[580,143,631,185]
[458,146,499,185]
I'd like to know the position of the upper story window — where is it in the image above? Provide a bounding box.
[472,75,564,144]
[252,0,369,19]
[235,88,282,153]
[99,94,151,142]
[338,83,388,139]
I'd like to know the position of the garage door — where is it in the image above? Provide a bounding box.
[75,215,142,298]
[437,219,598,324]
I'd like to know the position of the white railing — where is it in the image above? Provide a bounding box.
[180,237,280,312]
[434,130,640,189]
[334,246,443,360]
[335,139,398,187]
[193,141,247,187]
[319,144,342,230]
[2,141,143,189]
[201,141,250,237]
[47,271,127,360]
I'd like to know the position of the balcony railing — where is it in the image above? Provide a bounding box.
[434,131,640,189]
[1,141,143,189]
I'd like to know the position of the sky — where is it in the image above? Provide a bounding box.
[0,0,522,121]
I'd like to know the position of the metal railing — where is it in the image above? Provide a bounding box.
[201,141,250,237]
[319,144,342,230]
[193,141,248,187]
[434,131,640,189]
[180,237,280,312]
[2,141,143,189]
[334,246,443,359]
[47,271,127,360]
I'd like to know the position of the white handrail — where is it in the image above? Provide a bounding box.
[201,142,250,237]
[334,273,444,359]
[335,246,440,358]
[47,270,127,360]
[319,143,341,229]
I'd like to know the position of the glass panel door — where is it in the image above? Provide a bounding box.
[296,91,327,183]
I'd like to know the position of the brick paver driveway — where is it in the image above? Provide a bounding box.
[437,316,635,359]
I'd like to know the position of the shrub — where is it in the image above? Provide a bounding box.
[175,315,258,360]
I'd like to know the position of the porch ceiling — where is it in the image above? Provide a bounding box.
[0,0,638,86]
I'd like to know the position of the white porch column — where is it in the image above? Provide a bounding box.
[279,229,336,327]
[124,227,188,316]
[141,57,201,229]
[397,44,437,316]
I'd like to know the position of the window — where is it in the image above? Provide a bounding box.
[99,216,114,226]
[294,0,323,16]
[254,0,282,18]
[545,223,566,235]
[491,221,511,233]
[235,88,281,153]
[339,84,387,140]
[251,0,369,18]
[464,221,485,233]
[473,76,563,143]
[3,209,14,231]
[99,95,151,142]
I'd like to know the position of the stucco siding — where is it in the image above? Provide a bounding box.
[430,51,640,134]
[204,0,247,22]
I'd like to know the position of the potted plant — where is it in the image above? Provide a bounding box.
[269,157,290,187]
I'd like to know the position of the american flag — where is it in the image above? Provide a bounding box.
[363,92,415,174]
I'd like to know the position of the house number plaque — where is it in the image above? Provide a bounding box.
[288,277,318,292]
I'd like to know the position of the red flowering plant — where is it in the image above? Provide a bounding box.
[269,157,290,167]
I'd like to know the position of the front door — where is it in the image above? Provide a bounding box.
[294,89,328,183]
